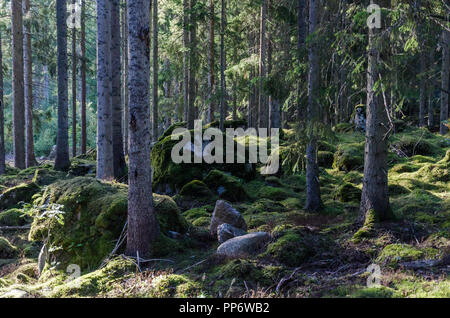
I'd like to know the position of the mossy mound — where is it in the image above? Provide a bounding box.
[0,209,32,226]
[179,180,213,197]
[218,259,271,286]
[68,158,96,177]
[318,140,337,153]
[333,142,364,172]
[318,151,334,168]
[0,237,17,259]
[243,199,286,215]
[182,206,213,223]
[415,162,449,183]
[335,183,361,203]
[29,177,188,269]
[353,209,378,242]
[390,136,435,157]
[149,274,202,298]
[390,163,419,174]
[0,182,40,210]
[204,170,248,202]
[376,244,439,267]
[258,186,292,201]
[388,184,410,196]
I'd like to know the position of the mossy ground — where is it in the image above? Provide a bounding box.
[0,124,449,298]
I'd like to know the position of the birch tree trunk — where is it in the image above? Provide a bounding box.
[126,0,160,257]
[305,0,322,212]
[12,0,26,169]
[96,0,114,180]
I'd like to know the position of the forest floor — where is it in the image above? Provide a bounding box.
[0,121,449,298]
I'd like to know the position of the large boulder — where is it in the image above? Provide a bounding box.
[217,223,247,244]
[209,200,247,237]
[0,182,40,211]
[0,237,17,259]
[204,170,248,202]
[216,232,270,258]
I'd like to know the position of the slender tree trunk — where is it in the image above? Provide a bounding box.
[219,0,227,131]
[440,29,449,135]
[305,0,322,212]
[359,2,393,224]
[428,48,435,129]
[297,0,307,123]
[96,0,114,180]
[152,0,159,141]
[417,0,427,127]
[187,0,197,130]
[111,0,125,178]
[183,0,189,123]
[71,0,77,157]
[12,0,26,169]
[122,1,129,155]
[258,0,268,128]
[80,0,87,154]
[23,0,37,167]
[207,0,215,123]
[0,30,5,174]
[126,0,160,258]
[267,0,280,131]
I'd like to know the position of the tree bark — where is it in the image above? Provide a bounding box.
[219,0,227,131]
[296,0,307,123]
[122,1,129,155]
[12,0,26,169]
[305,0,322,212]
[80,0,87,154]
[152,0,159,141]
[207,0,215,123]
[183,0,189,122]
[417,0,427,127]
[187,0,197,130]
[258,0,268,128]
[440,29,449,135]
[23,0,37,167]
[126,0,160,258]
[428,48,435,129]
[359,2,393,223]
[71,0,77,157]
[111,0,126,179]
[96,0,114,180]
[0,30,5,174]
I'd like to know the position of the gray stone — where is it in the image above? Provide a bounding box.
[48,145,57,160]
[210,200,247,237]
[216,232,270,258]
[217,223,247,244]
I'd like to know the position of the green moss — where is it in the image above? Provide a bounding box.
[318,140,336,153]
[0,237,17,259]
[335,183,361,203]
[179,180,213,197]
[353,209,378,242]
[281,197,303,210]
[390,163,419,174]
[149,274,202,298]
[388,184,410,196]
[391,136,435,157]
[244,199,286,214]
[350,286,397,298]
[258,186,292,201]
[0,208,31,226]
[333,123,355,133]
[376,244,439,267]
[204,170,248,202]
[182,206,213,223]
[392,189,442,217]
[192,217,211,227]
[282,175,306,191]
[318,151,334,168]
[333,142,364,172]
[265,176,283,187]
[0,182,40,210]
[415,162,449,183]
[218,259,272,286]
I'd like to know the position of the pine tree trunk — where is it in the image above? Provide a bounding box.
[71,0,77,157]
[305,0,322,212]
[219,0,227,131]
[12,0,26,169]
[440,29,449,135]
[207,0,215,123]
[122,1,129,155]
[111,0,126,178]
[152,0,159,141]
[296,0,307,123]
[417,0,427,128]
[80,0,87,155]
[258,0,267,129]
[359,5,393,224]
[0,30,5,174]
[126,0,160,258]
[428,47,435,129]
[183,0,189,123]
[187,0,197,130]
[23,0,37,167]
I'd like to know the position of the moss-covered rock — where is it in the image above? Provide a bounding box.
[376,244,439,267]
[219,259,271,285]
[0,208,31,226]
[149,274,202,298]
[335,183,361,203]
[258,186,291,201]
[0,182,40,210]
[204,170,248,202]
[179,180,213,197]
[29,177,188,269]
[244,199,286,215]
[391,136,435,157]
[333,143,364,172]
[182,206,213,223]
[0,237,17,259]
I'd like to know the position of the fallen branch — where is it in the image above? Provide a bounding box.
[0,225,31,231]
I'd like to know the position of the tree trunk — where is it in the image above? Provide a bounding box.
[296,0,307,123]
[126,0,160,258]
[23,0,37,167]
[71,0,77,157]
[207,0,215,123]
[183,0,189,122]
[0,30,5,174]
[96,0,114,180]
[417,0,427,127]
[258,0,267,129]
[267,0,280,131]
[305,0,322,212]
[219,0,227,131]
[187,0,197,130]
[440,29,449,135]
[122,1,129,155]
[111,0,126,179]
[55,0,71,171]
[12,0,26,169]
[359,3,393,224]
[428,47,435,129]
[152,0,159,141]
[80,0,87,154]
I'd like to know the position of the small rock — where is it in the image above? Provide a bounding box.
[210,200,247,237]
[167,231,182,240]
[217,223,247,244]
[216,232,270,258]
